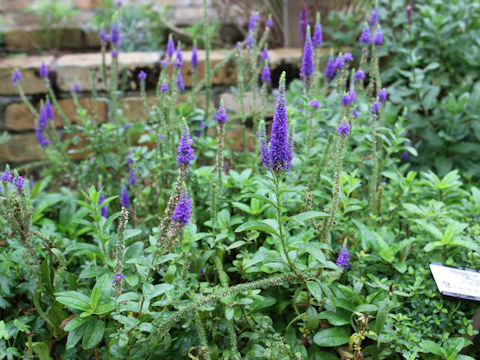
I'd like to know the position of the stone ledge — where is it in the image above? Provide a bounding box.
[0,133,44,163]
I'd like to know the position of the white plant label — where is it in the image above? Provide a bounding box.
[430,263,480,301]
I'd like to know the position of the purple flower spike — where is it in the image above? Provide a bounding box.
[334,55,344,71]
[370,8,379,27]
[191,45,199,69]
[124,123,131,130]
[266,17,274,28]
[245,34,253,48]
[115,0,122,8]
[38,105,48,129]
[160,83,168,92]
[172,190,192,225]
[341,93,353,107]
[261,62,271,84]
[299,2,309,41]
[39,62,48,78]
[13,175,25,191]
[342,53,354,63]
[44,100,54,120]
[353,108,359,118]
[378,89,387,102]
[110,22,121,48]
[160,59,168,67]
[359,25,371,44]
[337,121,350,136]
[260,48,269,62]
[313,21,323,48]
[113,273,124,284]
[137,70,147,82]
[166,35,175,58]
[177,130,195,166]
[371,101,381,114]
[265,72,293,173]
[248,13,261,32]
[175,44,183,68]
[301,26,314,82]
[98,192,108,218]
[99,29,109,46]
[120,186,130,208]
[129,167,135,185]
[373,26,383,45]
[72,82,80,93]
[11,70,22,87]
[176,71,185,91]
[336,247,351,269]
[215,100,228,124]
[35,126,51,148]
[354,70,365,81]
[1,169,12,183]
[200,267,205,276]
[111,50,119,58]
[310,99,319,109]
[325,55,336,81]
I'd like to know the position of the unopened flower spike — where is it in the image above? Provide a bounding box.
[166,34,175,58]
[372,25,383,45]
[266,15,274,28]
[313,12,323,48]
[325,52,336,81]
[301,25,314,82]
[299,2,309,41]
[120,186,130,208]
[11,69,22,87]
[191,40,199,69]
[359,23,371,44]
[175,42,183,68]
[40,61,48,78]
[261,61,271,84]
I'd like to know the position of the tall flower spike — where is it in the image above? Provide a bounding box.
[215,99,228,124]
[1,168,12,183]
[11,70,22,87]
[35,126,50,148]
[299,2,309,41]
[301,25,314,82]
[129,167,135,185]
[175,43,183,68]
[336,247,351,269]
[13,175,25,191]
[325,55,336,81]
[373,26,383,45]
[266,16,274,28]
[176,71,185,91]
[248,13,261,32]
[45,100,54,120]
[371,100,381,114]
[40,62,48,78]
[370,8,379,27]
[38,105,48,129]
[172,190,192,225]
[98,192,108,218]
[137,70,147,82]
[334,55,344,71]
[267,72,293,173]
[120,186,130,208]
[191,43,199,69]
[166,34,175,58]
[354,70,365,81]
[261,62,271,84]
[312,13,323,48]
[177,128,195,166]
[260,48,269,62]
[337,120,350,136]
[378,89,387,102]
[110,22,121,48]
[407,5,412,24]
[359,24,371,44]
[99,29,109,46]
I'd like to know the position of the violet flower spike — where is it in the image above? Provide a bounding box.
[111,50,118,58]
[11,70,22,87]
[99,29,109,46]
[35,126,50,148]
[98,192,108,218]
[113,273,124,284]
[166,34,175,58]
[354,70,365,81]
[215,100,228,124]
[359,24,371,44]
[313,21,323,48]
[378,89,387,102]
[341,93,353,107]
[45,100,54,120]
[260,48,269,62]
[353,108,359,118]
[371,101,381,114]
[13,175,25,191]
[175,44,183,68]
[336,247,351,269]
[72,82,80,93]
[172,190,192,225]
[373,26,383,45]
[301,26,314,82]
[39,62,48,78]
[110,22,121,48]
[176,130,195,166]
[266,72,293,173]
[160,83,168,92]
[120,186,130,208]
[310,99,319,110]
[245,34,253,48]
[261,62,271,84]
[1,169,12,183]
[266,17,273,28]
[176,71,185,91]
[129,167,135,185]
[407,5,412,24]
[298,2,309,41]
[337,121,350,136]
[137,70,147,82]
[248,13,261,32]
[325,55,336,81]
[191,45,199,69]
[334,55,344,71]
[38,105,48,129]
[370,8,379,27]
[342,53,354,63]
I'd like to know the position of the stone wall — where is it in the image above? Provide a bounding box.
[0,48,307,163]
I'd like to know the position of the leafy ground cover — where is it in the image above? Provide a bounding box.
[1,1,480,359]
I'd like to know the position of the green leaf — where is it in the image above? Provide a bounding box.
[55,291,91,312]
[32,342,52,360]
[64,316,88,332]
[354,304,378,313]
[374,297,390,335]
[313,326,350,347]
[235,221,279,236]
[124,229,142,240]
[241,193,276,207]
[82,319,105,350]
[318,310,351,326]
[292,211,329,224]
[66,322,87,350]
[291,242,332,267]
[0,320,9,339]
[142,284,174,300]
[95,304,115,315]
[420,340,444,356]
[307,281,323,302]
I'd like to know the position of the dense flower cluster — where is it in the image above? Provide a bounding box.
[336,247,351,269]
[298,3,309,40]
[98,193,108,218]
[313,18,323,48]
[325,55,336,81]
[301,26,314,82]
[40,62,48,78]
[337,121,350,136]
[359,24,371,44]
[172,190,192,225]
[177,130,195,166]
[215,101,228,124]
[11,70,22,87]
[261,63,271,84]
